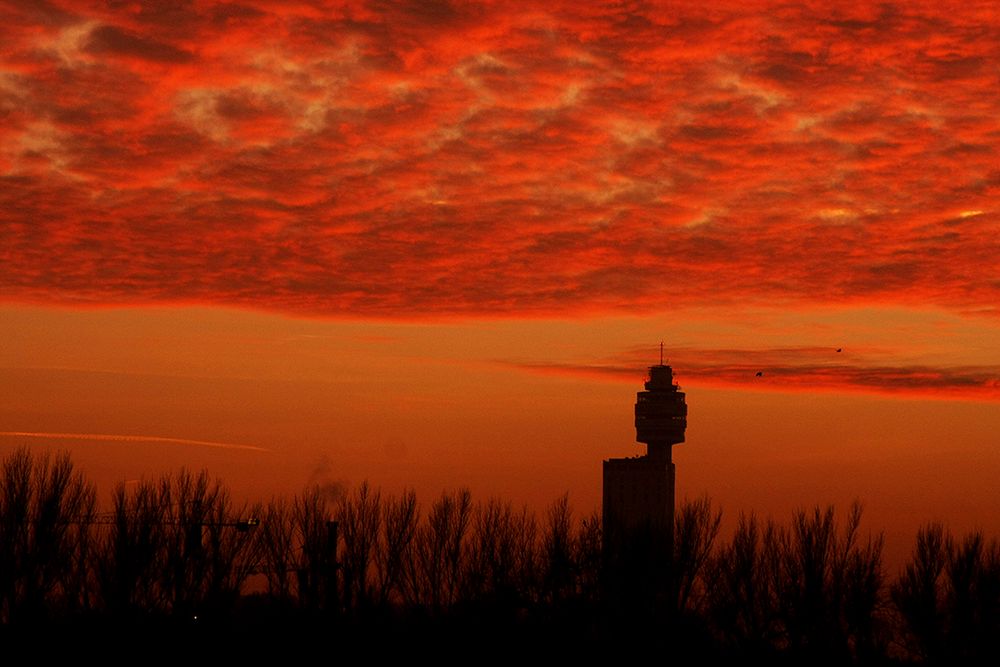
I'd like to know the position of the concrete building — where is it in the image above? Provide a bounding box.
[603,361,687,558]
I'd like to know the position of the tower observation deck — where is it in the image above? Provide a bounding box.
[634,364,687,462]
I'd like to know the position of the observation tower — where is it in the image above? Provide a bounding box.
[603,346,687,556]
[634,361,687,462]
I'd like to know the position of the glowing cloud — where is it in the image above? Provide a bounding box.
[500,345,1000,401]
[1,2,998,318]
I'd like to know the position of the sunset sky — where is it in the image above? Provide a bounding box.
[2,1,999,566]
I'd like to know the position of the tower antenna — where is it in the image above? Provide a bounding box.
[659,341,664,365]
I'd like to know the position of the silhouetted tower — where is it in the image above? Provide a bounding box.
[603,350,687,608]
[634,362,687,461]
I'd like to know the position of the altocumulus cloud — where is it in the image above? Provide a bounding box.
[1,1,999,317]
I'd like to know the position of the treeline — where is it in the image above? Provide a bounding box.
[1,447,999,662]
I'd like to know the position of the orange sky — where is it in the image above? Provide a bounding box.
[2,1,999,568]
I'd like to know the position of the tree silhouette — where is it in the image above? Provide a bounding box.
[574,509,603,609]
[4,448,1000,662]
[338,481,381,612]
[257,497,295,600]
[893,523,948,661]
[292,485,337,612]
[408,489,471,612]
[894,524,1000,664]
[464,497,537,611]
[0,448,96,624]
[99,478,168,617]
[375,489,419,608]
[541,494,575,607]
[673,495,722,615]
[706,513,783,656]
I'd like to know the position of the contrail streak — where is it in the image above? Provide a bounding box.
[0,432,270,453]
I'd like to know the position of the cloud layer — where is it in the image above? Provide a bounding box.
[501,344,1000,400]
[2,1,999,317]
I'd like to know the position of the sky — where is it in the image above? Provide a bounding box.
[2,0,999,566]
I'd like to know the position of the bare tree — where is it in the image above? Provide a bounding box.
[407,489,472,611]
[706,513,782,654]
[673,495,722,615]
[705,503,884,662]
[465,498,538,608]
[160,469,252,617]
[257,497,295,599]
[541,494,575,606]
[98,469,257,620]
[839,506,886,662]
[575,509,602,606]
[893,523,949,661]
[0,448,96,623]
[771,503,885,662]
[98,478,168,616]
[199,491,260,616]
[893,525,1000,663]
[338,481,381,611]
[292,485,337,611]
[375,489,419,607]
[781,505,838,654]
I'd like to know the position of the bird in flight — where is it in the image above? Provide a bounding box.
[836,348,843,353]
[755,371,763,377]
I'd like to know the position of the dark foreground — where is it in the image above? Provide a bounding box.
[2,448,998,664]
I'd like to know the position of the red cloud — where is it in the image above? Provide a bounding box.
[1,2,999,318]
[499,345,1000,402]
